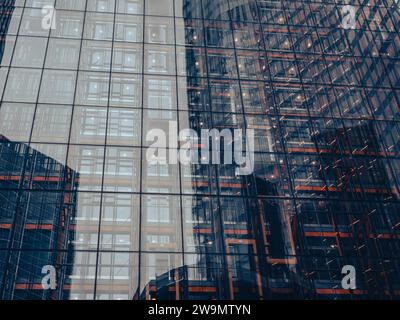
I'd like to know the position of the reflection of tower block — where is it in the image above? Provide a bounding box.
[0,138,78,300]
[316,122,397,298]
[241,176,299,298]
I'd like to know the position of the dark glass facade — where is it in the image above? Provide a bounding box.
[0,0,400,300]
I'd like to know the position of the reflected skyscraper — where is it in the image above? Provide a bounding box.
[0,0,400,300]
[0,135,80,299]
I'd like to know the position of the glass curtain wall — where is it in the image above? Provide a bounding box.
[0,0,399,299]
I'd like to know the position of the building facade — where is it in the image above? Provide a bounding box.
[0,0,400,299]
